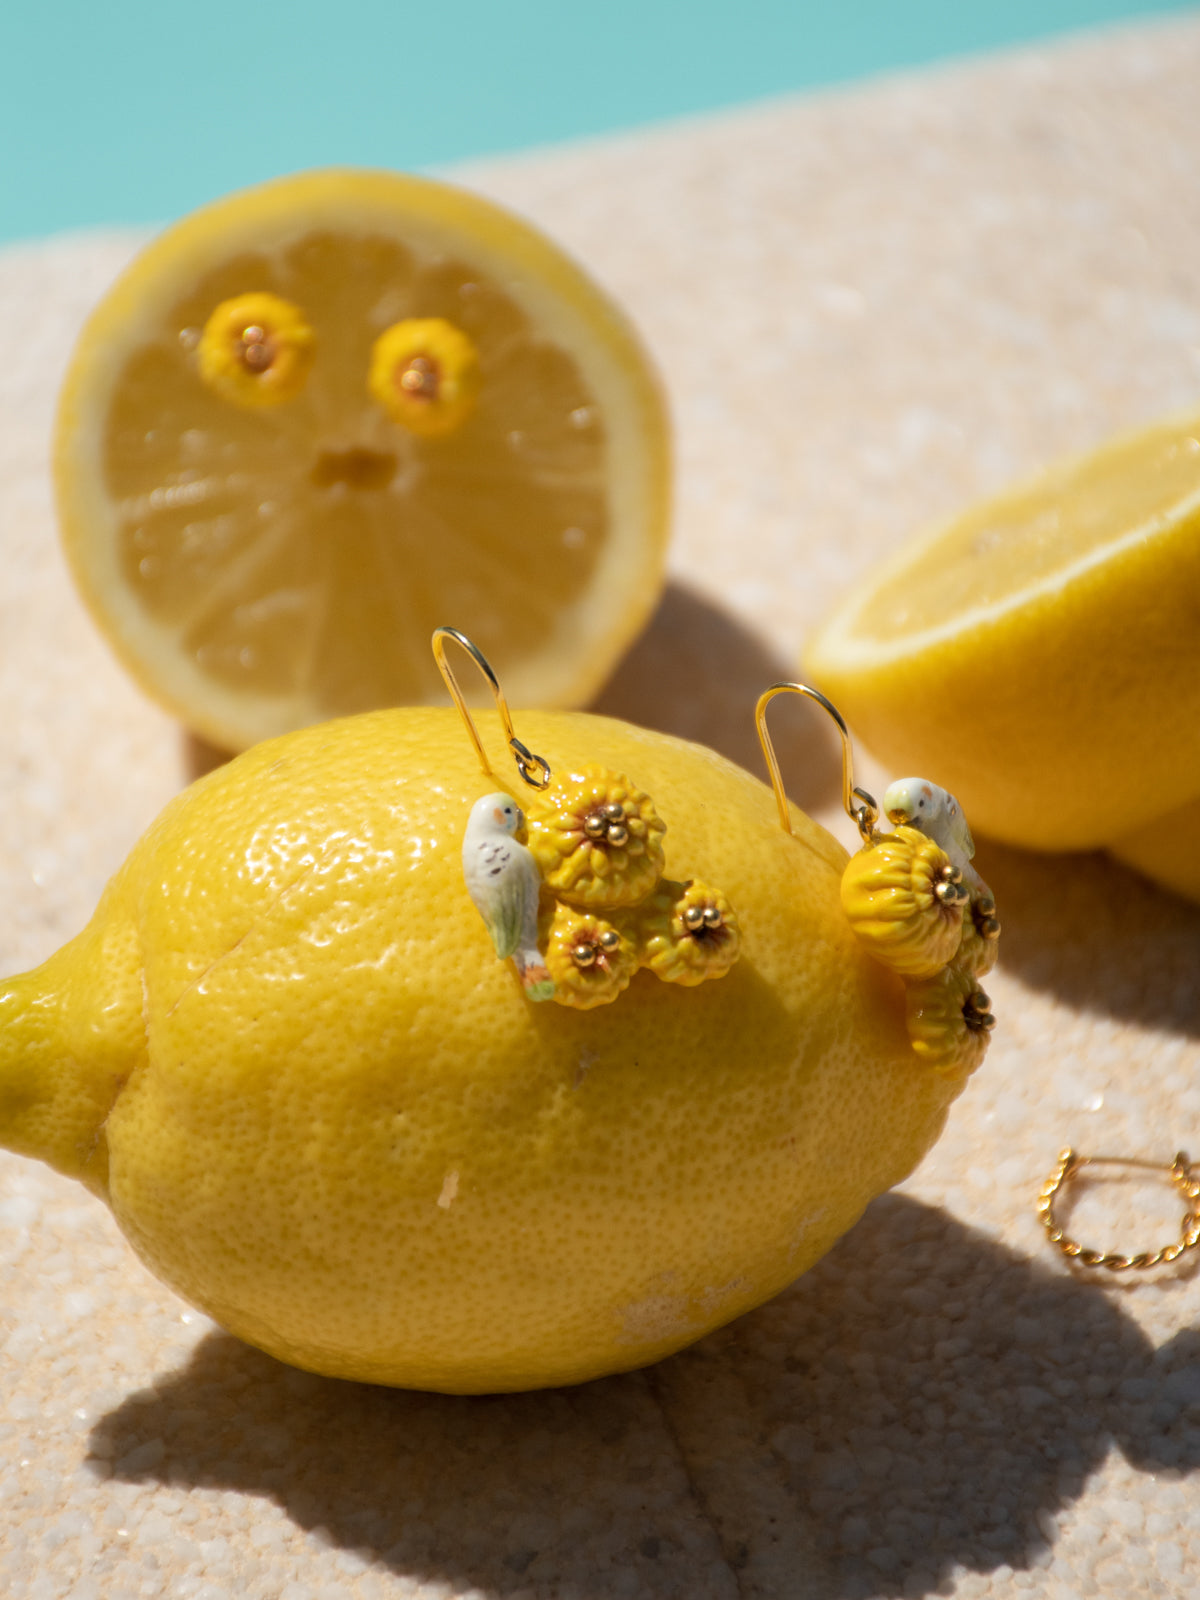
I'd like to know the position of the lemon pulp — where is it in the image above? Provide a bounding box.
[854,427,1200,647]
[55,170,670,750]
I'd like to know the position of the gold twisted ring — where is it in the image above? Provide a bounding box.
[1037,1148,1200,1271]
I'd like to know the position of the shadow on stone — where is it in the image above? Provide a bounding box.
[182,731,234,783]
[89,1195,1199,1599]
[974,837,1200,1039]
[657,1191,1200,1598]
[179,580,842,817]
[592,579,841,814]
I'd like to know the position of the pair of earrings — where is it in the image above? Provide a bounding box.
[435,631,1200,1278]
[436,630,999,1079]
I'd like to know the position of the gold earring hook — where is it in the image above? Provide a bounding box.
[431,627,551,790]
[754,682,879,842]
[1037,1148,1200,1270]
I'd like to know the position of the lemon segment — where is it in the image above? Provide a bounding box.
[55,169,670,751]
[0,709,967,1393]
[805,412,1200,851]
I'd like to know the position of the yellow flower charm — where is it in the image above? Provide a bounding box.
[840,825,967,979]
[639,880,740,987]
[543,904,638,1010]
[956,887,1002,979]
[528,766,666,910]
[196,292,315,408]
[368,317,481,438]
[905,964,995,1079]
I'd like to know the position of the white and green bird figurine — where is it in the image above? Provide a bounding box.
[462,793,555,1001]
[883,776,983,894]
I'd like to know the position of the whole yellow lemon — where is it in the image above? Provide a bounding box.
[0,710,973,1392]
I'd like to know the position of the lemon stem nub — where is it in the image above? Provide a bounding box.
[369,317,481,438]
[0,909,146,1199]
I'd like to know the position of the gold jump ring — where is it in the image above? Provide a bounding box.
[431,627,551,790]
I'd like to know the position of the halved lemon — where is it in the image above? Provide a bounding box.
[805,410,1200,854]
[1108,798,1200,901]
[55,168,670,751]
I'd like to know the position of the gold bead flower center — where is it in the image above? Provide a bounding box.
[238,324,275,373]
[582,802,629,847]
[683,904,724,934]
[963,989,996,1033]
[398,355,440,400]
[571,929,622,969]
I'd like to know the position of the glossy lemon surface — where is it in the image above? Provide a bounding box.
[0,711,965,1392]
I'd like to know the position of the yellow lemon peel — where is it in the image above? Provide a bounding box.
[196,291,315,408]
[905,963,995,1080]
[542,903,638,1009]
[803,408,1200,854]
[0,709,980,1393]
[528,765,666,909]
[638,879,740,987]
[368,316,481,438]
[840,825,966,979]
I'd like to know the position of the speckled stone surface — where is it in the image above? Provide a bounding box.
[3,15,1200,1599]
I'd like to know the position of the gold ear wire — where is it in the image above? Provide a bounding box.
[754,682,878,842]
[432,627,552,790]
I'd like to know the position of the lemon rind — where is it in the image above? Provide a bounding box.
[808,413,1200,675]
[54,168,672,751]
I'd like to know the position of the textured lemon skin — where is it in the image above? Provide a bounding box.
[804,412,1200,852]
[0,711,965,1393]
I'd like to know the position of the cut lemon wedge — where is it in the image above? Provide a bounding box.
[805,411,1200,853]
[55,168,670,751]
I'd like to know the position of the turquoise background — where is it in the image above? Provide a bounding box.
[2,1,1195,246]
